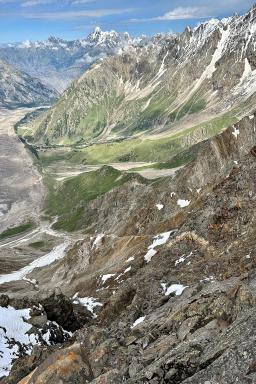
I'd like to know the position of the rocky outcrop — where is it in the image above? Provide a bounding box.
[40,290,82,332]
[18,344,94,384]
[177,113,256,189]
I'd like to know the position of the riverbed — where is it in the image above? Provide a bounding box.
[0,108,43,234]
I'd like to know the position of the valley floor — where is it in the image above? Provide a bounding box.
[0,109,178,290]
[0,109,43,234]
[45,160,180,181]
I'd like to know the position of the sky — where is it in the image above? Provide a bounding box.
[0,0,255,43]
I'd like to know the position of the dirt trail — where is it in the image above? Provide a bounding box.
[137,166,183,179]
[0,108,43,233]
[45,161,157,181]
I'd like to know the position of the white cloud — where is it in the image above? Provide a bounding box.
[71,0,96,4]
[156,7,211,20]
[21,0,55,7]
[130,7,211,23]
[0,6,134,19]
[25,8,134,20]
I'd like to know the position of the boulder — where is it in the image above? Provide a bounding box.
[18,344,93,384]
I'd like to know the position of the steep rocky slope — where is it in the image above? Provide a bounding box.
[2,6,256,384]
[21,6,256,147]
[1,112,256,383]
[0,28,148,92]
[0,60,58,108]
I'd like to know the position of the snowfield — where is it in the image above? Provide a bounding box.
[0,241,70,285]
[0,306,35,377]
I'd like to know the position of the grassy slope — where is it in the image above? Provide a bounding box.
[41,114,236,233]
[44,166,146,232]
[0,222,34,241]
[29,112,237,234]
[39,114,237,167]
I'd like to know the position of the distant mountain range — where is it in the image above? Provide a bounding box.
[0,28,154,92]
[19,6,256,148]
[0,59,58,108]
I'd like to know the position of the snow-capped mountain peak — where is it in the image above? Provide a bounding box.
[0,28,138,91]
[87,26,130,48]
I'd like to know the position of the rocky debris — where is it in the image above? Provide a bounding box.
[4,345,58,384]
[13,279,256,384]
[0,290,94,381]
[0,296,9,308]
[39,289,84,332]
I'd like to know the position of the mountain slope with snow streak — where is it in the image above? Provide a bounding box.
[23,5,256,147]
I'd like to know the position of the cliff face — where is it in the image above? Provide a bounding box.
[23,6,256,146]
[179,113,256,189]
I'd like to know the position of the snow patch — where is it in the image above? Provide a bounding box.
[156,203,164,211]
[0,307,35,377]
[144,249,157,263]
[126,256,134,263]
[92,234,104,249]
[175,255,185,265]
[131,316,146,329]
[200,276,215,282]
[175,252,193,266]
[241,58,252,82]
[101,274,116,283]
[205,26,230,79]
[144,231,174,263]
[162,284,188,296]
[0,242,70,285]
[184,25,230,101]
[115,266,132,281]
[73,297,103,318]
[177,199,190,208]
[232,126,240,139]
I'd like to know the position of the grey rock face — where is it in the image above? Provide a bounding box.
[0,60,58,108]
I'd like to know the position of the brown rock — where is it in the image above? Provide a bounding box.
[17,344,93,384]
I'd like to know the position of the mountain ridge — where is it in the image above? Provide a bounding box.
[0,59,58,109]
[17,5,256,156]
[0,27,150,92]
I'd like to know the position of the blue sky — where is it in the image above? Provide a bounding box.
[0,0,255,43]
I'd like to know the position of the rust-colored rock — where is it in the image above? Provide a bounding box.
[17,344,93,384]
